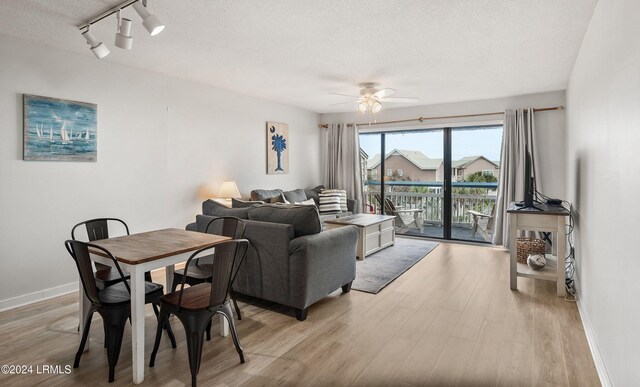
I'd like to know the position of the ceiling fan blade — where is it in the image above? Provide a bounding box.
[381,97,419,103]
[329,93,360,98]
[373,88,397,98]
[329,101,356,106]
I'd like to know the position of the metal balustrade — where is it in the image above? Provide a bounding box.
[363,181,497,227]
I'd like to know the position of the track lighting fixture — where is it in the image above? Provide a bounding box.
[132,0,165,36]
[114,11,133,50]
[82,26,110,59]
[78,0,164,59]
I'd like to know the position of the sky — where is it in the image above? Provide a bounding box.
[359,126,503,161]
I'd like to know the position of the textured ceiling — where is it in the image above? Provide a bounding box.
[0,0,597,113]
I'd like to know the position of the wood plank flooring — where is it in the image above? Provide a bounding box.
[0,240,600,386]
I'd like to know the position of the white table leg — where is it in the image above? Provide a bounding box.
[78,287,91,351]
[130,267,145,384]
[509,213,518,290]
[219,315,229,336]
[556,218,567,297]
[165,264,174,292]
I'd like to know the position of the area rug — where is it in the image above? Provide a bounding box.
[352,237,439,294]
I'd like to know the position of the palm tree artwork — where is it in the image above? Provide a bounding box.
[270,125,287,172]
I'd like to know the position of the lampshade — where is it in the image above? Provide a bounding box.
[115,18,133,50]
[371,100,383,113]
[133,1,165,36]
[357,101,368,113]
[218,181,241,199]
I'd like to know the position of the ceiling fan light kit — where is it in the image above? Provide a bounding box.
[329,82,418,114]
[78,0,164,59]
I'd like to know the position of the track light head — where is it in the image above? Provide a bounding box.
[132,1,165,36]
[115,17,133,50]
[82,29,110,59]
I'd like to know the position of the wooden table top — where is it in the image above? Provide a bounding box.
[89,228,230,265]
[324,214,396,227]
[506,201,570,216]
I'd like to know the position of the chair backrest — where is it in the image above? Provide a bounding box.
[204,216,246,239]
[383,197,397,215]
[177,239,249,309]
[64,240,130,305]
[71,218,129,272]
[71,218,130,242]
[486,204,496,232]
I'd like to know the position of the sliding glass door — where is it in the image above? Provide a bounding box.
[359,125,502,243]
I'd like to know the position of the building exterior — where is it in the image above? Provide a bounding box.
[437,155,500,182]
[366,150,499,183]
[366,149,442,182]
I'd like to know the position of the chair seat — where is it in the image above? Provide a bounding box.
[95,267,130,288]
[99,280,164,305]
[162,283,216,311]
[174,264,213,280]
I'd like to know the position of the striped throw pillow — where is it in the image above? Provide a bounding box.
[318,193,342,214]
[322,189,348,212]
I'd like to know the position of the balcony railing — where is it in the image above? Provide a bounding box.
[363,180,498,226]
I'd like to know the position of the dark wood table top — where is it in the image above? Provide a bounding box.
[506,201,570,216]
[324,214,396,227]
[89,228,230,265]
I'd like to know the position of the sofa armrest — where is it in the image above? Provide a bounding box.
[288,225,358,309]
[186,222,197,232]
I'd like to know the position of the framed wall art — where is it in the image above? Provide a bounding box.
[23,94,97,161]
[267,121,288,174]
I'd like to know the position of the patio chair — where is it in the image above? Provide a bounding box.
[467,204,495,242]
[374,194,423,231]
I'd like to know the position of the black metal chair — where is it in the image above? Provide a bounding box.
[65,240,176,383]
[171,217,246,326]
[150,239,249,387]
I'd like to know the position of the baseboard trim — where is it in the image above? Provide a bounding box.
[576,298,613,387]
[0,282,78,312]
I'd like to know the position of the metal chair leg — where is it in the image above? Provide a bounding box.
[102,306,129,383]
[220,303,245,363]
[74,308,95,368]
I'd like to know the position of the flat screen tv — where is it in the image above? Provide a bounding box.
[517,149,541,211]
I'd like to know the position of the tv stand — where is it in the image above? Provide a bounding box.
[507,201,569,296]
[514,201,543,211]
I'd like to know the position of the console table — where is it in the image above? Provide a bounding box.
[507,202,569,296]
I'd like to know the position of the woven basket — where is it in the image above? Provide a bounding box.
[516,237,545,264]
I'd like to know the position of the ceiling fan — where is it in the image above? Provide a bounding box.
[329,82,419,113]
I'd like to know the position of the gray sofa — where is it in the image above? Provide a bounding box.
[186,200,358,321]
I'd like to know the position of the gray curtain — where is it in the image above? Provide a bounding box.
[492,109,541,248]
[321,123,363,213]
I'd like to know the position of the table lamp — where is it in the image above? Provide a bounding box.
[218,181,241,206]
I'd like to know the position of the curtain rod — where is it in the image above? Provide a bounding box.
[317,105,564,128]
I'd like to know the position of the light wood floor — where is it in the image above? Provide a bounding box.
[0,240,600,386]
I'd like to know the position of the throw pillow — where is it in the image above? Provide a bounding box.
[282,188,308,204]
[270,193,286,204]
[202,199,250,219]
[294,198,316,206]
[232,198,265,208]
[250,188,283,202]
[322,189,348,212]
[304,185,325,206]
[318,193,342,214]
[248,204,321,237]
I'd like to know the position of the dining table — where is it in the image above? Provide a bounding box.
[80,228,231,384]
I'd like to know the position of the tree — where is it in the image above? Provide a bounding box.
[464,171,497,183]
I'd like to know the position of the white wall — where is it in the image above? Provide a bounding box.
[566,0,640,385]
[320,91,567,199]
[0,35,320,308]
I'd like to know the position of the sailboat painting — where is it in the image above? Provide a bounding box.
[23,94,97,161]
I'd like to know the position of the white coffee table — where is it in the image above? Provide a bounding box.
[325,214,396,259]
